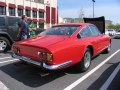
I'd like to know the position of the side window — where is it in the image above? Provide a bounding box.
[0,17,5,26]
[8,17,19,26]
[79,26,92,38]
[89,25,101,36]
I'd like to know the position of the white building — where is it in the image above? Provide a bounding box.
[0,0,58,29]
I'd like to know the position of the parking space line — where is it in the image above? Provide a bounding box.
[0,59,19,64]
[63,49,120,90]
[0,81,9,90]
[0,57,12,60]
[100,63,120,90]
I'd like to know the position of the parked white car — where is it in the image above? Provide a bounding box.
[114,30,120,38]
[105,29,116,36]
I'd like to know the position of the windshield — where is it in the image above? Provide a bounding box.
[117,30,120,32]
[39,26,80,36]
[108,30,113,31]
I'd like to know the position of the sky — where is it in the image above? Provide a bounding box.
[57,0,120,24]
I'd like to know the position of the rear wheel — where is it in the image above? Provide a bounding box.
[76,48,91,72]
[0,37,10,53]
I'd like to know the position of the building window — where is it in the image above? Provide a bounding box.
[18,9,23,16]
[26,10,31,17]
[39,23,44,29]
[0,6,6,15]
[9,8,15,16]
[33,11,37,18]
[35,0,44,4]
[39,12,44,18]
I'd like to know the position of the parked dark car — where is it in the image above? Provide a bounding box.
[0,16,44,53]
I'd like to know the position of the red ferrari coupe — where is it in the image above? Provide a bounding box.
[12,17,111,72]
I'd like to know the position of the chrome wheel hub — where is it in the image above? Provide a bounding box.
[84,52,91,68]
[0,40,7,51]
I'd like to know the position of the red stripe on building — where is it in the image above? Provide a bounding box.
[46,6,50,23]
[18,5,24,9]
[9,3,16,8]
[25,6,31,10]
[0,1,7,6]
[39,9,45,12]
[32,8,38,11]
[51,7,56,24]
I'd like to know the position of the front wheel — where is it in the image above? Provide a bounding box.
[0,37,10,53]
[75,48,91,72]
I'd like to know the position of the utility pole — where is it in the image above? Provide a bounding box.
[92,0,95,18]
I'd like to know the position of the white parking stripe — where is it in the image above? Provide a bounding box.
[100,63,120,90]
[0,57,12,60]
[0,81,9,90]
[63,49,120,90]
[0,59,19,64]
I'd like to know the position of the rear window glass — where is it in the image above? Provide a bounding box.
[39,26,80,36]
[0,17,5,26]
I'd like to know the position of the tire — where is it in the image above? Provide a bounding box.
[75,48,91,72]
[104,43,111,53]
[0,37,10,53]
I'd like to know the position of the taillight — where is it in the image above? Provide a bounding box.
[38,52,53,61]
[47,53,53,61]
[12,46,20,54]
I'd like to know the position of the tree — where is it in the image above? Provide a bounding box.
[107,24,120,30]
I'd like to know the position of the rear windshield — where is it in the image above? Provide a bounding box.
[39,26,80,36]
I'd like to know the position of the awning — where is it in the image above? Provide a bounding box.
[28,18,38,22]
[32,8,38,11]
[9,3,16,8]
[39,19,45,23]
[25,6,31,10]
[18,5,24,9]
[0,1,7,6]
[33,18,38,22]
[39,9,45,12]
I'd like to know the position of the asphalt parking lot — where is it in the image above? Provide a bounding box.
[0,39,120,90]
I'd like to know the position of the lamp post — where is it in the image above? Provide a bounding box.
[92,0,95,18]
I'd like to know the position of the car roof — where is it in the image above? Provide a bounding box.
[53,23,93,27]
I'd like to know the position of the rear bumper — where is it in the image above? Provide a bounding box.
[11,53,72,70]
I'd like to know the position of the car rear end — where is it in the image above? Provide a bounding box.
[12,43,53,67]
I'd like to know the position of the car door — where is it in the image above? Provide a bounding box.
[7,17,20,41]
[78,26,100,54]
[0,16,7,33]
[89,25,105,53]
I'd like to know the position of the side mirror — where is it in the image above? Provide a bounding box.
[77,34,81,39]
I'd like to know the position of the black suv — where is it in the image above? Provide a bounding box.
[0,16,44,53]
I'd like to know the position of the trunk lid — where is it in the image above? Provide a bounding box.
[18,35,68,47]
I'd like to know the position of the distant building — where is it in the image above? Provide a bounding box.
[0,0,58,29]
[63,18,84,23]
[74,18,83,23]
[63,18,74,23]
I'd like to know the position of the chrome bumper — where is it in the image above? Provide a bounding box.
[12,53,72,70]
